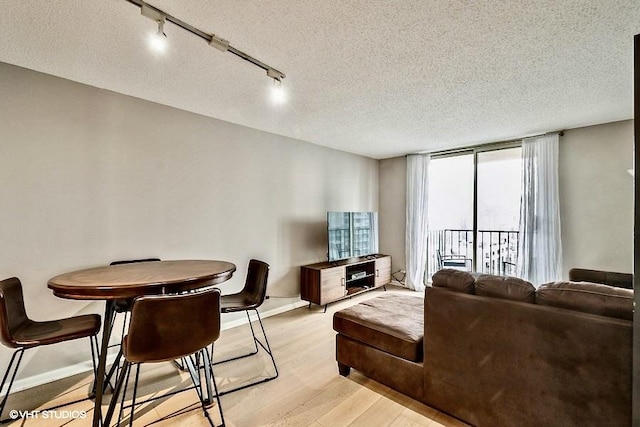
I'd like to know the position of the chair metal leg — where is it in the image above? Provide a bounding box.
[215,309,278,396]
[0,338,100,423]
[252,309,278,377]
[105,309,129,389]
[128,364,141,427]
[0,348,25,421]
[184,353,204,402]
[202,346,224,427]
[117,361,133,427]
[90,336,98,376]
[88,335,100,399]
[176,348,221,427]
[245,311,260,354]
[212,311,258,366]
[104,360,131,427]
[173,357,187,371]
[103,346,123,394]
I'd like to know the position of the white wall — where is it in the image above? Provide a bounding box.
[0,62,378,384]
[379,120,634,281]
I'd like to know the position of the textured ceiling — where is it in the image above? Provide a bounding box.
[0,1,638,159]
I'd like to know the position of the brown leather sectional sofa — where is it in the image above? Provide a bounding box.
[333,269,633,426]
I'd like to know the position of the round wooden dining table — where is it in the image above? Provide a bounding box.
[48,260,236,427]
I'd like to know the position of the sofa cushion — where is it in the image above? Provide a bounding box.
[431,269,475,294]
[475,274,536,303]
[333,293,424,362]
[536,281,633,320]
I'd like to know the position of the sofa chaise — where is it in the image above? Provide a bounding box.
[333,269,633,426]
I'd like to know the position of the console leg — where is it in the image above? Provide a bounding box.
[323,304,328,313]
[338,363,351,377]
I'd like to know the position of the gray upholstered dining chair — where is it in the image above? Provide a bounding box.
[214,259,278,394]
[104,288,225,427]
[0,277,101,421]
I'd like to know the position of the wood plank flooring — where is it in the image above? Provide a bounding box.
[4,285,469,426]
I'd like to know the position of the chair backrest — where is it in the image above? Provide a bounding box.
[110,258,161,266]
[124,288,221,363]
[0,277,29,348]
[242,259,270,308]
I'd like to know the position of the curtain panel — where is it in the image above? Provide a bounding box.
[516,134,562,285]
[406,154,430,291]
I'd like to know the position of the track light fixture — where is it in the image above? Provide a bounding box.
[155,18,166,38]
[140,3,167,52]
[271,78,285,105]
[130,0,286,85]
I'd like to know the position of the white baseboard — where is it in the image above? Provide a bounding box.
[220,299,308,330]
[4,299,309,396]
[4,352,120,397]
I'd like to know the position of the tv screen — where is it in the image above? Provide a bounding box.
[327,212,378,262]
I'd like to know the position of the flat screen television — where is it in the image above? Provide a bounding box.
[327,212,379,262]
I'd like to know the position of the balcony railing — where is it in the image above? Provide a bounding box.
[427,229,519,279]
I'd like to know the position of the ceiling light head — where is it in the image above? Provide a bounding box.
[156,19,166,38]
[148,19,167,52]
[270,78,285,105]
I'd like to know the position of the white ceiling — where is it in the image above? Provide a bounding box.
[1,1,638,159]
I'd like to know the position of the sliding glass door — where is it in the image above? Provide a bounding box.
[427,153,474,276]
[476,147,522,276]
[427,145,522,279]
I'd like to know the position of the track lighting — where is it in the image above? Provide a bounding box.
[141,4,167,53]
[130,0,286,86]
[155,19,166,39]
[271,79,285,105]
[149,19,167,52]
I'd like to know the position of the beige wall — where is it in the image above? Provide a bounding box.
[379,119,634,280]
[379,156,406,275]
[559,120,634,275]
[0,62,378,383]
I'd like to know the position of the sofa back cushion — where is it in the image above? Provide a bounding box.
[475,275,536,303]
[537,281,633,320]
[431,269,475,294]
[568,268,633,289]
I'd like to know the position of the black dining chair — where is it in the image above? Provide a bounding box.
[0,277,101,421]
[108,259,161,337]
[104,288,225,427]
[214,259,278,394]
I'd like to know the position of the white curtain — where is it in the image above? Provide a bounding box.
[406,154,430,291]
[516,134,562,285]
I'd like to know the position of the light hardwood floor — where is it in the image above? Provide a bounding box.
[5,285,469,426]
